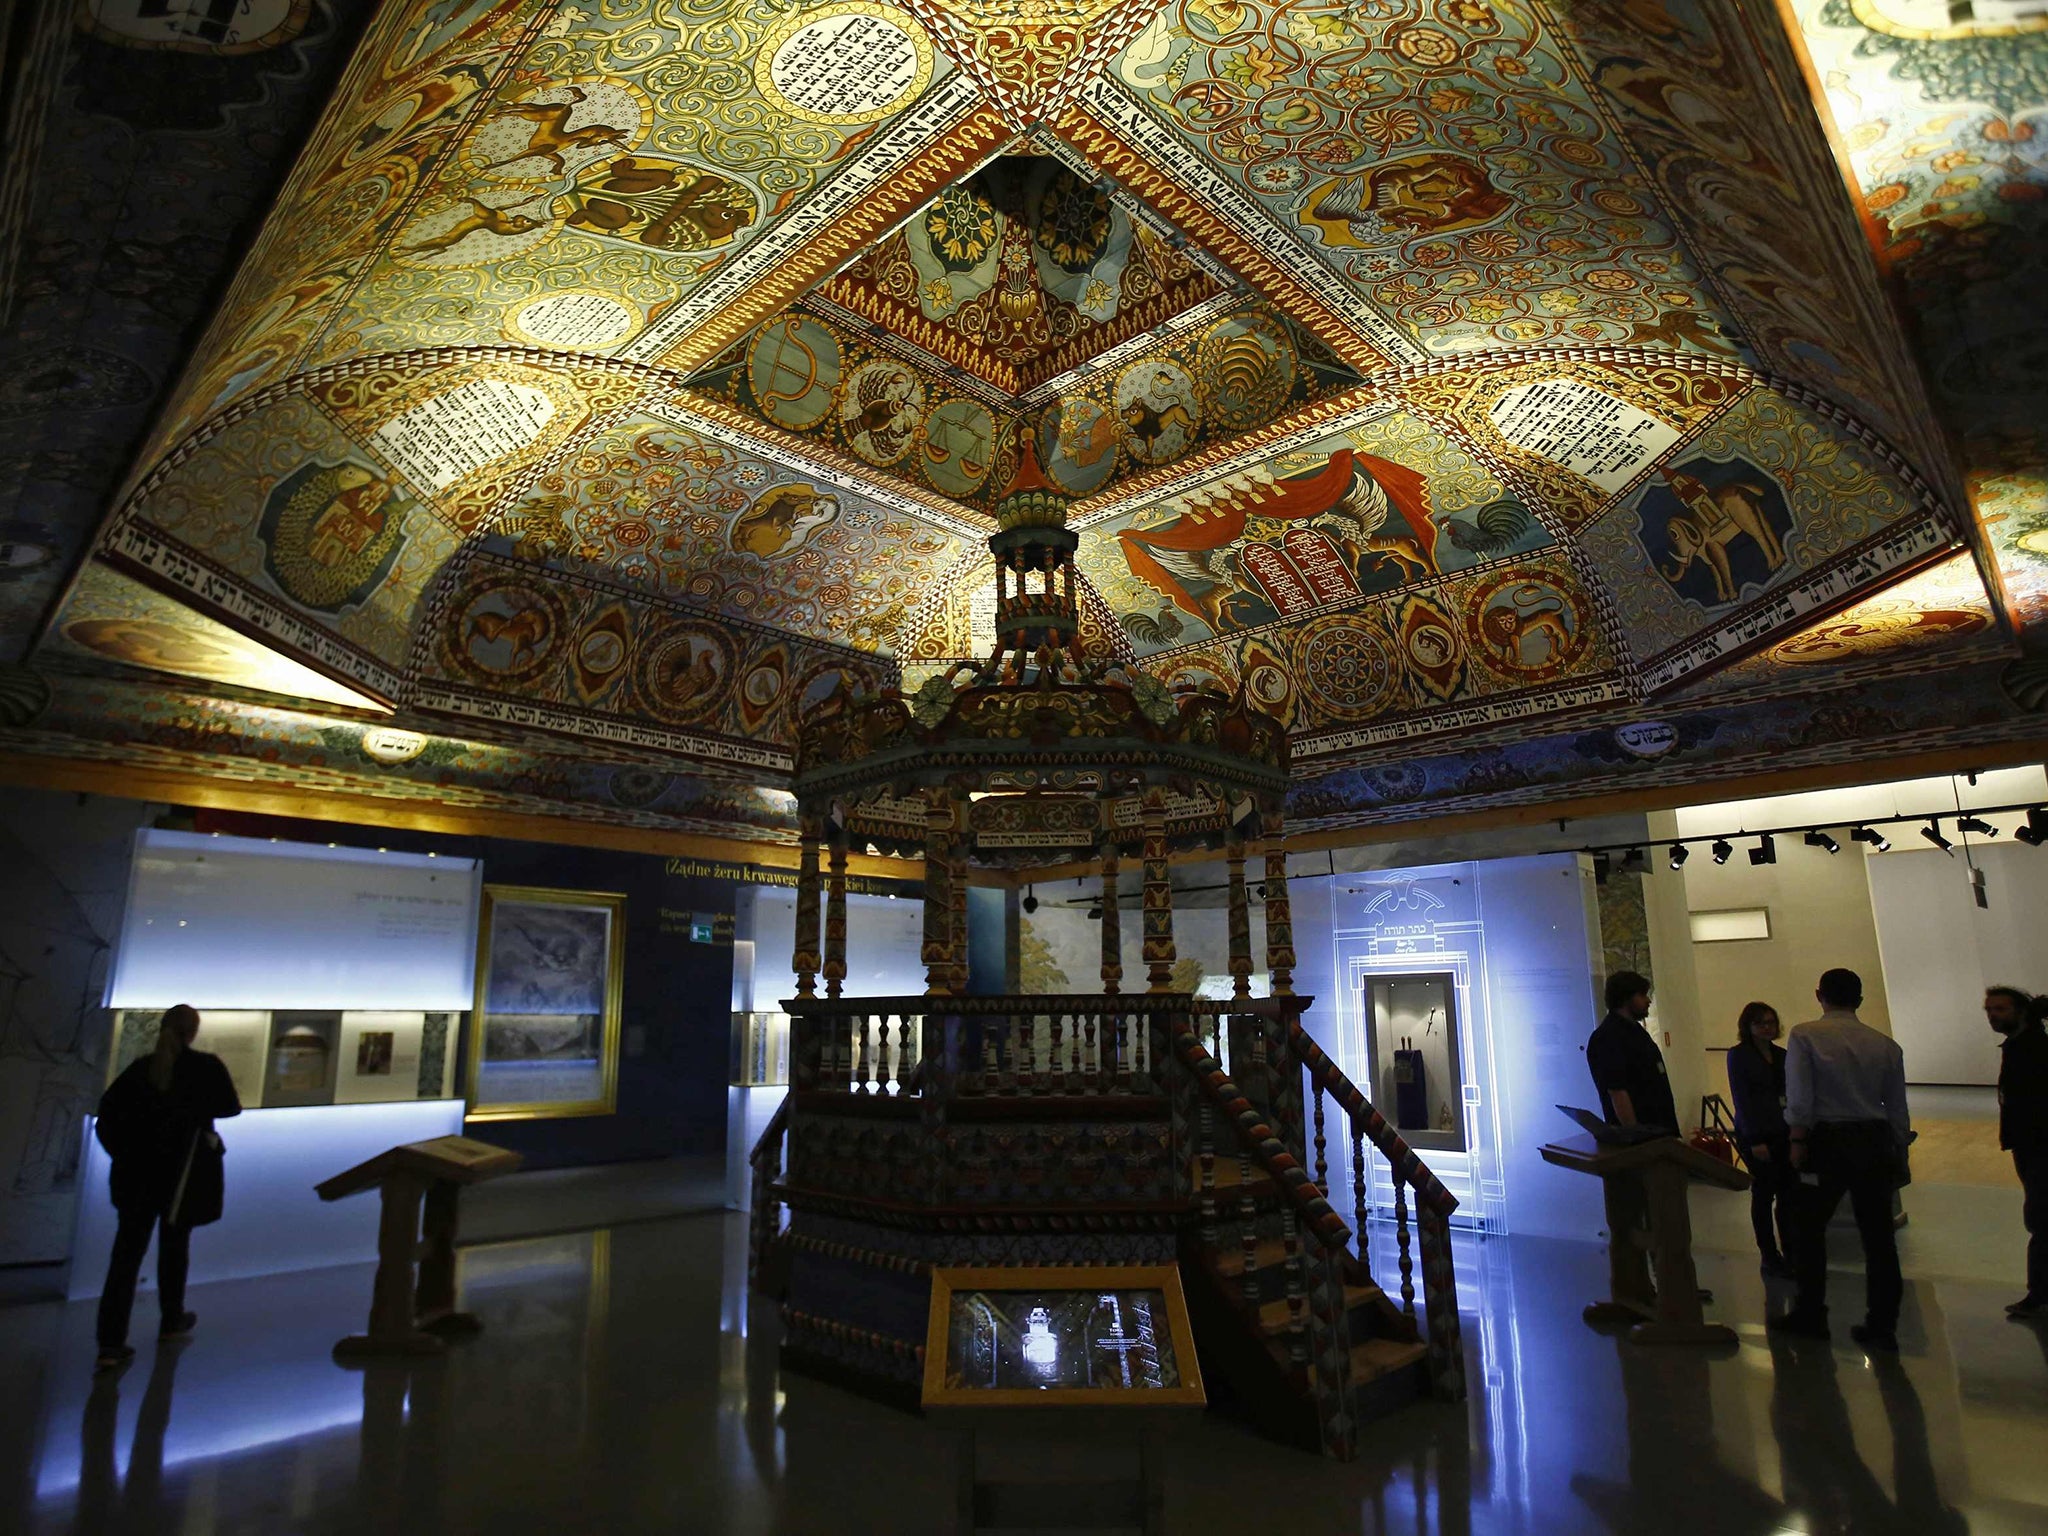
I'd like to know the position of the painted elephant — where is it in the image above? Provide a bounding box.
[1659,476,1788,602]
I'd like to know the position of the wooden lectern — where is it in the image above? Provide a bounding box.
[1540,1135,1748,1346]
[316,1135,523,1362]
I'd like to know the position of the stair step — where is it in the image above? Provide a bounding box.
[1190,1157,1275,1192]
[1208,1236,1297,1278]
[1256,1284,1384,1334]
[1349,1338,1428,1385]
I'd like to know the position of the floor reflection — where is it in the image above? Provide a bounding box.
[5,1211,2043,1535]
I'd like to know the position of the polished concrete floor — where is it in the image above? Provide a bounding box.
[4,1196,2044,1535]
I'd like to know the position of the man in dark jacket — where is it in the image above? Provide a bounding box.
[1587,970,1678,1133]
[94,1004,242,1373]
[1989,987,2048,1320]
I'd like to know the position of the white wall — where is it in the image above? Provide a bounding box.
[1867,843,2048,1084]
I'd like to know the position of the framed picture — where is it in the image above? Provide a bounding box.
[1362,971,1467,1152]
[467,886,625,1121]
[922,1265,1205,1409]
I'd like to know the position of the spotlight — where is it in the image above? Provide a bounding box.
[1021,885,1039,915]
[1957,815,1999,837]
[1593,851,1612,885]
[1668,843,1690,869]
[1748,833,1777,866]
[1851,826,1891,853]
[1086,903,1103,921]
[1711,838,1734,865]
[2016,808,2048,847]
[1620,847,1645,872]
[1804,830,1841,855]
[1921,820,1954,855]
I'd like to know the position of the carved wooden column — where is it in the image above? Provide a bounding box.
[1226,818,1252,1003]
[823,817,848,1001]
[793,809,822,999]
[1141,787,1177,993]
[1263,799,1294,997]
[922,789,956,996]
[1099,796,1122,995]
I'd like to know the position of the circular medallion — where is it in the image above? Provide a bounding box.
[921,397,997,496]
[756,4,934,125]
[1113,359,1201,465]
[1197,312,1295,431]
[1041,398,1119,495]
[576,624,627,678]
[609,768,673,808]
[1465,572,1591,682]
[839,359,925,466]
[748,316,842,432]
[507,291,641,349]
[1297,616,1401,721]
[361,727,428,764]
[445,579,569,685]
[635,621,736,725]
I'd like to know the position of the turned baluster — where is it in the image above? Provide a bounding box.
[896,1014,914,1095]
[1050,1013,1065,1093]
[1312,1088,1329,1196]
[1352,1127,1370,1270]
[1084,1011,1100,1093]
[1394,1176,1415,1317]
[1069,1010,1082,1084]
[1199,1099,1218,1250]
[1282,1207,1306,1367]
[982,1014,1000,1094]
[1238,1152,1260,1305]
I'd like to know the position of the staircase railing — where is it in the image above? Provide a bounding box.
[1280,1016,1466,1404]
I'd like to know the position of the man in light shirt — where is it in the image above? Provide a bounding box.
[1769,967,1910,1351]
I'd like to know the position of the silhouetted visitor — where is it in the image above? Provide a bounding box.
[93,1004,241,1374]
[1987,985,2046,1320]
[1727,1000,1793,1277]
[1771,968,1909,1352]
[1587,969,1677,1133]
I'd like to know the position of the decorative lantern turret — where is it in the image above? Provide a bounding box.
[988,433,1080,676]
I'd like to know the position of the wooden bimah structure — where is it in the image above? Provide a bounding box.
[317,1134,523,1362]
[1541,1134,1750,1346]
[747,442,1471,1462]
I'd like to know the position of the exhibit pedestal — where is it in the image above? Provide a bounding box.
[316,1135,522,1362]
[1539,1135,1748,1347]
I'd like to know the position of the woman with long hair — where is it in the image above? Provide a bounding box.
[92,1005,241,1373]
[1726,1000,1793,1276]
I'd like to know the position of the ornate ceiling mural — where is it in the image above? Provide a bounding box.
[1,0,2037,841]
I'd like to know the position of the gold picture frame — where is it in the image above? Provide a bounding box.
[922,1264,1206,1409]
[466,885,626,1121]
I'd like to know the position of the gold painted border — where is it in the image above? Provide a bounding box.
[466,883,627,1122]
[921,1263,1207,1409]
[754,2,937,125]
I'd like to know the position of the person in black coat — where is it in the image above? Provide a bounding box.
[1988,986,2048,1319]
[93,1005,241,1372]
[1726,1000,1793,1276]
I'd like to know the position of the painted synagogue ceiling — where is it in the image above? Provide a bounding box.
[3,0,2043,832]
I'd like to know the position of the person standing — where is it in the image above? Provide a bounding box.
[1987,986,2046,1320]
[1587,969,1678,1133]
[1771,968,1910,1351]
[93,1005,241,1373]
[1727,1001,1793,1277]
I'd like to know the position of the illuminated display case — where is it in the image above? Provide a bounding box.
[1363,971,1467,1154]
[923,1265,1205,1408]
[729,1011,791,1087]
[109,1009,458,1108]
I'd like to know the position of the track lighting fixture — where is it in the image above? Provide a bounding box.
[1620,847,1645,872]
[1851,826,1891,853]
[1021,885,1038,914]
[1921,820,1954,855]
[1957,815,1999,837]
[1711,838,1733,865]
[1804,830,1840,854]
[2016,808,2048,847]
[1593,852,1612,884]
[1748,833,1777,866]
[1086,903,1102,921]
[1668,843,1689,869]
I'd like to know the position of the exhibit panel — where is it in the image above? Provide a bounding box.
[1327,853,1608,1240]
